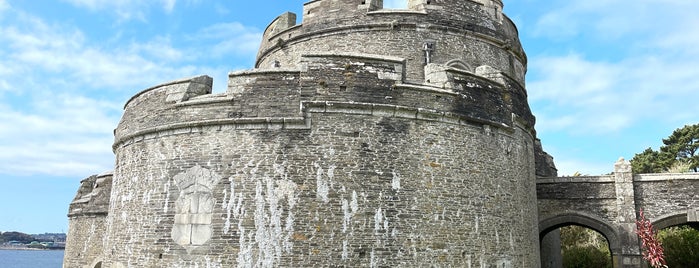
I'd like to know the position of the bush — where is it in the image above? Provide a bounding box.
[562,246,612,268]
[658,226,699,268]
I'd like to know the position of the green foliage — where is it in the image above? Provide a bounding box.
[662,124,699,172]
[562,246,613,268]
[658,226,699,268]
[631,148,670,174]
[560,226,612,268]
[0,231,35,243]
[631,124,699,173]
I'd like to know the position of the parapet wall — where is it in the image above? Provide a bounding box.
[115,52,534,149]
[63,173,112,268]
[256,0,526,85]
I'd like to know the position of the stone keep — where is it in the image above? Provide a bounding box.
[65,0,552,267]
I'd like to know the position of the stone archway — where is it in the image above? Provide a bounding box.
[652,211,699,230]
[89,259,103,268]
[539,212,620,267]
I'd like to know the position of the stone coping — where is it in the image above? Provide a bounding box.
[634,173,699,182]
[228,68,301,76]
[536,176,615,184]
[123,75,211,109]
[114,101,517,151]
[301,51,406,64]
[257,21,522,69]
[537,173,699,184]
[366,10,427,15]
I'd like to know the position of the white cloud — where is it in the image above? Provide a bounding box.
[0,5,251,176]
[162,0,176,13]
[0,10,199,90]
[190,22,262,58]
[534,0,699,41]
[529,52,699,135]
[0,0,8,11]
[527,1,699,136]
[0,94,120,176]
[61,0,187,20]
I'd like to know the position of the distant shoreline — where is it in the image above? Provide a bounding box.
[0,246,64,251]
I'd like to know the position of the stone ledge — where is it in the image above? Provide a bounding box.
[302,52,406,65]
[634,173,699,182]
[113,101,515,151]
[174,95,235,107]
[536,176,615,184]
[124,75,212,109]
[257,22,521,68]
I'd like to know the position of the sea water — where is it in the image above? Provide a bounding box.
[0,249,64,268]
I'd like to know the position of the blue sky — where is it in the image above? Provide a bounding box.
[0,0,696,234]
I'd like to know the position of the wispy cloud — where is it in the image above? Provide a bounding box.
[534,0,699,41]
[530,53,699,134]
[189,22,262,58]
[528,1,699,135]
[0,9,196,91]
[0,4,261,177]
[60,0,187,20]
[0,94,120,176]
[525,0,699,173]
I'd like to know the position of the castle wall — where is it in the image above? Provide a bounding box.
[103,50,542,266]
[633,174,699,228]
[64,174,112,268]
[257,1,526,85]
[64,216,108,268]
[106,112,539,267]
[537,177,619,225]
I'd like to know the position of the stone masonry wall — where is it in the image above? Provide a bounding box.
[257,1,526,85]
[634,173,699,228]
[68,1,548,267]
[105,48,541,267]
[64,174,112,268]
[537,176,618,225]
[106,112,539,267]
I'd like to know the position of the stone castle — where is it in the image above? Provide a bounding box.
[63,1,699,267]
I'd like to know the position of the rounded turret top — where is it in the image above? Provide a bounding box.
[256,0,526,85]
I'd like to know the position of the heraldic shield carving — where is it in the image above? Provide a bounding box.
[171,166,222,251]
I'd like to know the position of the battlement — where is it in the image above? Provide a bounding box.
[67,172,113,217]
[114,51,535,150]
[257,0,525,85]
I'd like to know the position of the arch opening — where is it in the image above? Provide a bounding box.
[540,214,619,268]
[653,214,699,267]
[652,212,699,230]
[445,59,473,72]
[547,225,613,268]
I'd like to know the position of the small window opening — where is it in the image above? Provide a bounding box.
[384,0,408,9]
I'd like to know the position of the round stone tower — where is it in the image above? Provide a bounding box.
[102,0,541,267]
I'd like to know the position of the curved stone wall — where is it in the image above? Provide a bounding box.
[257,0,526,85]
[97,0,543,267]
[107,106,539,267]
